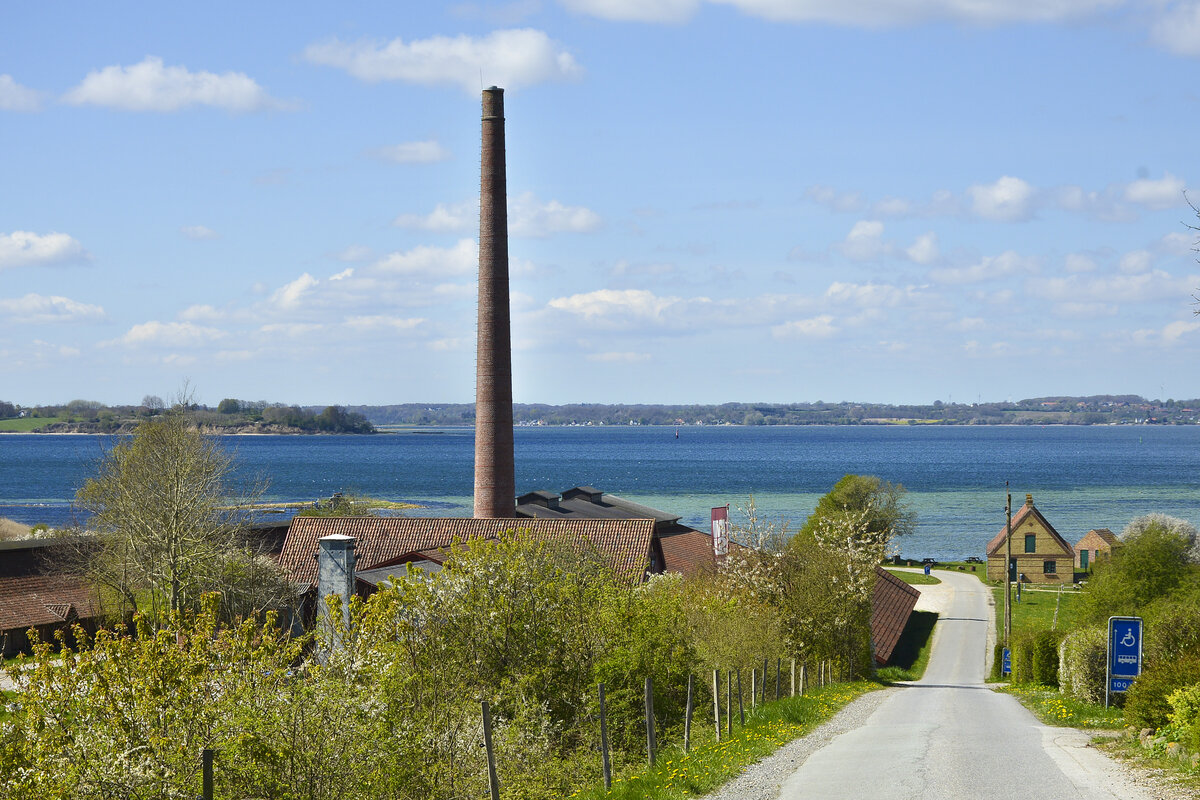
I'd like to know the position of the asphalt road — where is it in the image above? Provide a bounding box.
[777,570,1159,800]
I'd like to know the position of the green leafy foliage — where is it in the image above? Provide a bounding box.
[1125,653,1200,730]
[1059,625,1107,704]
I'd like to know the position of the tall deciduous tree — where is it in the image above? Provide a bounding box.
[76,409,288,620]
[798,473,916,543]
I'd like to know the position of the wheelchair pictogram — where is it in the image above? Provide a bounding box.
[1121,629,1136,647]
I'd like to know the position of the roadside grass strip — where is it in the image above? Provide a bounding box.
[876,610,938,684]
[574,682,877,800]
[998,685,1124,729]
[882,569,941,586]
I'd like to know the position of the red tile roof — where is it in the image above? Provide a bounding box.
[870,566,920,665]
[658,530,717,577]
[279,516,657,588]
[0,573,102,631]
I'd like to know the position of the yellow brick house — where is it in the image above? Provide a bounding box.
[986,494,1076,584]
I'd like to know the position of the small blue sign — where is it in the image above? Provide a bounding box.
[1108,616,1143,685]
[1110,677,1135,693]
[1002,648,1011,675]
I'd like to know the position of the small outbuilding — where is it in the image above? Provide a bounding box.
[1074,528,1118,571]
[985,494,1075,584]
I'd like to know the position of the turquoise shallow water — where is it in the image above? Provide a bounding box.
[2,425,1198,560]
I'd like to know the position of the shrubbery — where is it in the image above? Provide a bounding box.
[1059,625,1107,704]
[1125,652,1200,731]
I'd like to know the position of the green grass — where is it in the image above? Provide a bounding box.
[991,583,1083,639]
[0,416,65,432]
[573,682,877,800]
[998,684,1124,729]
[876,610,938,683]
[883,569,941,586]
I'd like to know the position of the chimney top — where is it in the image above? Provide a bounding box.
[1025,493,1034,507]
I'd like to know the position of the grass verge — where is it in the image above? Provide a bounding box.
[883,569,941,586]
[990,584,1083,640]
[0,417,65,432]
[876,610,938,683]
[997,684,1123,729]
[573,682,877,800]
[1096,736,1200,791]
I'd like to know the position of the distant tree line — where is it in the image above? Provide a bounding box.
[0,398,374,434]
[346,395,1200,427]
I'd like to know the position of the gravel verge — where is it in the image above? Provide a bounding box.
[695,686,898,800]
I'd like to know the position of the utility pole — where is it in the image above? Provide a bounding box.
[1004,482,1012,649]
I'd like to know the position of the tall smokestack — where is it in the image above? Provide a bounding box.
[474,86,516,518]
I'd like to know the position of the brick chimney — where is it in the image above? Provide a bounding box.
[474,86,516,518]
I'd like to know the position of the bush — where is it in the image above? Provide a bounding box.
[1125,652,1200,730]
[1010,631,1036,684]
[1030,629,1063,686]
[1059,625,1107,704]
[1167,683,1200,751]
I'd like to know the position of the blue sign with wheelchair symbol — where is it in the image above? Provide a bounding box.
[1108,616,1142,687]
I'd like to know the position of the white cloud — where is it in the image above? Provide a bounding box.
[394,202,474,232]
[947,317,986,331]
[708,0,1118,25]
[906,232,940,264]
[509,192,602,237]
[1064,253,1097,273]
[1054,302,1118,318]
[967,176,1035,221]
[303,29,582,94]
[178,304,225,322]
[1163,319,1200,343]
[269,273,320,311]
[929,251,1037,284]
[180,225,218,240]
[1150,1,1200,56]
[549,288,681,320]
[0,231,87,269]
[1031,269,1191,303]
[1124,172,1186,209]
[1118,250,1153,274]
[0,293,105,324]
[0,74,40,111]
[806,184,863,213]
[63,56,286,112]
[559,0,700,22]
[825,281,911,307]
[1160,232,1194,255]
[839,220,891,261]
[586,351,653,362]
[330,268,354,281]
[372,139,450,164]
[114,320,226,347]
[771,315,837,339]
[373,239,477,277]
[343,315,425,332]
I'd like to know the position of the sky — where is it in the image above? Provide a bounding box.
[2,2,1200,408]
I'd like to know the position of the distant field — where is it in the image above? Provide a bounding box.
[0,417,63,432]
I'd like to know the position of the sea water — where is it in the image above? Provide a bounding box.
[2,425,1198,560]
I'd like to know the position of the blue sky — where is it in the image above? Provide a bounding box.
[2,1,1199,407]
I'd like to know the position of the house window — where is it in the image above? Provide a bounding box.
[1025,534,1037,553]
[1043,560,1056,574]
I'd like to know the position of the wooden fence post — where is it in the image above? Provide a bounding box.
[800,663,806,695]
[599,683,612,791]
[762,658,768,703]
[684,673,694,753]
[481,701,500,800]
[725,670,732,737]
[750,668,756,709]
[201,748,215,800]
[713,669,721,742]
[644,676,657,767]
[737,669,745,726]
[775,658,781,701]
[790,658,796,697]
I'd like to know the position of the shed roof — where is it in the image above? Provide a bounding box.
[516,487,681,527]
[1076,528,1119,548]
[870,566,921,665]
[0,540,103,632]
[279,516,657,589]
